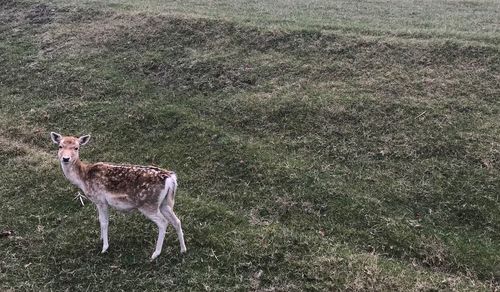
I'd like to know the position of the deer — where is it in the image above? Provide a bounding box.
[50,132,186,260]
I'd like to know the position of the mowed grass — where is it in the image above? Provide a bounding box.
[1,0,499,290]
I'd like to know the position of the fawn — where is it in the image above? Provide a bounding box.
[50,132,186,259]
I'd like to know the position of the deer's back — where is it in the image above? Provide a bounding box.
[85,163,175,209]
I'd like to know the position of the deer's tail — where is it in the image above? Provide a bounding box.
[165,173,177,209]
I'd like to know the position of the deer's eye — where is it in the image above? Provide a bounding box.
[59,146,62,149]
[75,147,79,151]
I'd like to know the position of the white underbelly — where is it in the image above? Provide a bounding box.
[104,193,136,212]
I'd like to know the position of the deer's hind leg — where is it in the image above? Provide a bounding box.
[160,200,186,254]
[140,208,169,260]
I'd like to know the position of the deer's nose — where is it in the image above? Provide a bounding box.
[62,157,70,163]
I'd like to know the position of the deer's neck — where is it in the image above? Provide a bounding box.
[61,159,88,192]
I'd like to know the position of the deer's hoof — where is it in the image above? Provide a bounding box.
[151,251,161,260]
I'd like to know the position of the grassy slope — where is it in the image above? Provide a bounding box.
[1,0,499,290]
[46,0,500,44]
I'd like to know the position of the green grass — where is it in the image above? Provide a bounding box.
[44,0,500,44]
[1,0,499,290]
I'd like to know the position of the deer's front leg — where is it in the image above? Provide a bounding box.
[96,203,109,253]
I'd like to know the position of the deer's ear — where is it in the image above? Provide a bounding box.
[79,135,91,146]
[50,132,62,144]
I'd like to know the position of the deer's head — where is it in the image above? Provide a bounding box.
[50,132,90,165]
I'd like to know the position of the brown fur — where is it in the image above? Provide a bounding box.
[83,162,174,209]
[57,135,174,207]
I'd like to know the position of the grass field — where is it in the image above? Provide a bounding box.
[1,0,499,290]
